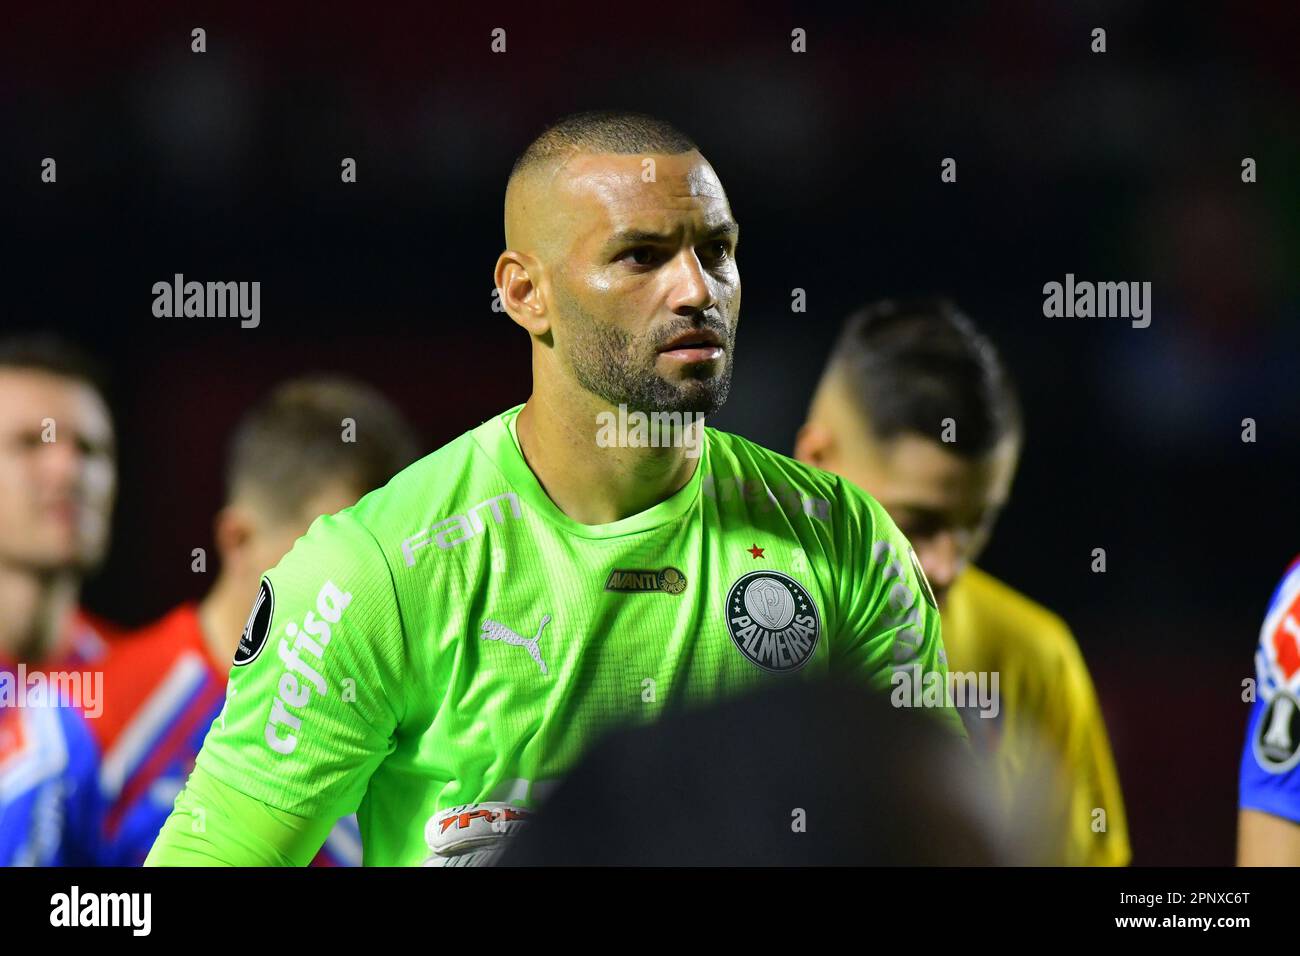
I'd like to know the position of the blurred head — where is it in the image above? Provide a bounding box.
[795,299,1022,608]
[496,110,741,417]
[501,679,1013,866]
[216,376,420,590]
[0,336,116,574]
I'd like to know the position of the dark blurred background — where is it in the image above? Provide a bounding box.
[4,1,1298,864]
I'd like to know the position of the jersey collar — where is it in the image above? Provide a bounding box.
[474,404,709,539]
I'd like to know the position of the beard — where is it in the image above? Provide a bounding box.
[554,283,736,416]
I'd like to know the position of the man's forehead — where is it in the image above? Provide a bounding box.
[0,370,109,429]
[558,151,730,219]
[0,369,78,406]
[877,434,1017,508]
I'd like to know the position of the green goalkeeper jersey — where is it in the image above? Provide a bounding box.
[148,404,955,866]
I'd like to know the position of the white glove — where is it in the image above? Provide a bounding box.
[422,802,533,867]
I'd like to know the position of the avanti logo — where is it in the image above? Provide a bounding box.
[604,566,687,594]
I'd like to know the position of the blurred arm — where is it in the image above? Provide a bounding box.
[1057,635,1131,866]
[1237,808,1300,866]
[145,763,334,866]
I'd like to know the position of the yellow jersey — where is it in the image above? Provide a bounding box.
[942,566,1130,866]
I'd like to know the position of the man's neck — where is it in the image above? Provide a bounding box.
[0,563,80,664]
[515,389,703,525]
[197,573,252,667]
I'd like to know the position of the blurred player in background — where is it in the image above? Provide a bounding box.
[148,110,952,867]
[92,377,420,865]
[0,335,118,865]
[1237,555,1300,865]
[502,678,1012,865]
[795,297,1130,866]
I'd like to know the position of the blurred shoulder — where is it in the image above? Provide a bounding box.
[1253,554,1300,684]
[1260,555,1300,634]
[951,566,1081,670]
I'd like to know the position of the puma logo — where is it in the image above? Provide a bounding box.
[480,615,551,676]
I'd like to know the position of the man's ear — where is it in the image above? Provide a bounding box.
[794,421,834,468]
[212,503,255,571]
[494,250,550,337]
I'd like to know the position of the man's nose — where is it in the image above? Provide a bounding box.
[919,532,962,593]
[37,437,87,488]
[666,249,716,315]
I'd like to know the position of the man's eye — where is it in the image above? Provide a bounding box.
[702,241,730,262]
[77,436,111,458]
[897,517,942,540]
[622,247,660,266]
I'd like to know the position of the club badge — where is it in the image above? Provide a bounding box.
[724,571,820,673]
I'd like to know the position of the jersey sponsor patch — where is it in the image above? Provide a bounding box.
[234,578,274,666]
[604,566,687,594]
[724,571,820,673]
[262,579,352,754]
[1251,564,1300,773]
[1253,689,1300,773]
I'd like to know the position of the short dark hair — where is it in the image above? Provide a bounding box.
[509,110,698,183]
[225,376,421,519]
[0,333,109,399]
[821,297,1021,457]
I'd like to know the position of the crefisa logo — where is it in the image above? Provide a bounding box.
[724,571,820,673]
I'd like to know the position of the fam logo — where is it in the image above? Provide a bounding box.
[605,566,687,594]
[724,571,820,673]
[401,492,523,567]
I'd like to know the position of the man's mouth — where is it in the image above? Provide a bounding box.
[41,499,82,524]
[657,329,725,362]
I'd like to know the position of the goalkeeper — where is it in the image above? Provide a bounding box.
[147,110,956,867]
